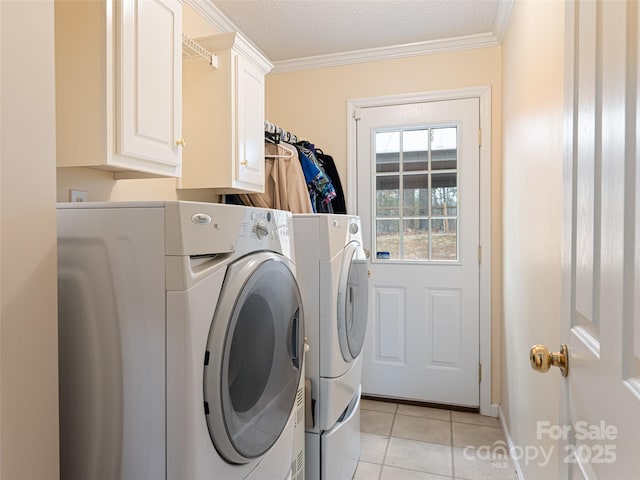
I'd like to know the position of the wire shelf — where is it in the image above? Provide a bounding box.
[182,34,218,68]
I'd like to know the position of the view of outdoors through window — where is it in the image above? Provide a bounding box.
[374,126,458,261]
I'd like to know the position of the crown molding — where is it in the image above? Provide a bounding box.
[189,0,514,75]
[184,0,271,67]
[271,31,502,74]
[184,0,238,33]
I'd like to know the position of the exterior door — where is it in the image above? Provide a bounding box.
[356,98,480,406]
[203,252,304,464]
[559,0,640,477]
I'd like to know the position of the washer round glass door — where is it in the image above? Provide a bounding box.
[203,252,304,464]
[337,241,369,361]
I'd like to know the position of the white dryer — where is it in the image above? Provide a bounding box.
[292,214,369,480]
[57,201,305,480]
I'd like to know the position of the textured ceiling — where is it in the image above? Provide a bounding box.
[210,0,509,63]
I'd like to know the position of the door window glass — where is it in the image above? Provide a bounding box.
[375,126,459,261]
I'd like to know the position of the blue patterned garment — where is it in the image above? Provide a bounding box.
[296,144,336,212]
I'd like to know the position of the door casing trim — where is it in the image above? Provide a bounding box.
[346,86,493,415]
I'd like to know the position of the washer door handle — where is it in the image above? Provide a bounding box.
[290,308,300,369]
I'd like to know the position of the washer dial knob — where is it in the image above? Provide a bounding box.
[255,220,269,239]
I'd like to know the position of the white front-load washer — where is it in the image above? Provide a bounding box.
[292,214,369,480]
[57,201,305,480]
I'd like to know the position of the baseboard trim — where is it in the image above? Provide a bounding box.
[498,406,526,480]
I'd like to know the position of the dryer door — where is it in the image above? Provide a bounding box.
[337,241,369,362]
[203,252,304,464]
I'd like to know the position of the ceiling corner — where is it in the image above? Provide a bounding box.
[493,0,514,43]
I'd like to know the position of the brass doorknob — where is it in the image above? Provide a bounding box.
[530,344,569,377]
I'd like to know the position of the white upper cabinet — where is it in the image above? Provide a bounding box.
[180,32,273,193]
[55,0,183,178]
[119,0,182,170]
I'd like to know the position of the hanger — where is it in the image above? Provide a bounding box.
[265,142,295,159]
[265,130,280,144]
[264,121,299,146]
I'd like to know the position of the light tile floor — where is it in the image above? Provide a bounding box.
[355,399,518,480]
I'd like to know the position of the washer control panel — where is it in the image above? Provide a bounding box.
[250,210,273,239]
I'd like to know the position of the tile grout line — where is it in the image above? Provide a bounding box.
[449,410,456,479]
[378,404,398,480]
[362,406,502,479]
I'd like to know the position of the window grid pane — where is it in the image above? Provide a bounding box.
[375,126,458,261]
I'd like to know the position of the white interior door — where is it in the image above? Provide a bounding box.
[559,0,640,477]
[356,98,480,407]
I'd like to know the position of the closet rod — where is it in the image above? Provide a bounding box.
[264,120,299,144]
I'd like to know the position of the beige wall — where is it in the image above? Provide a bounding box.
[0,1,60,479]
[56,167,218,203]
[501,0,564,478]
[57,167,184,202]
[266,47,503,403]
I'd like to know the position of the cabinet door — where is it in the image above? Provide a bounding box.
[119,0,182,170]
[235,54,265,188]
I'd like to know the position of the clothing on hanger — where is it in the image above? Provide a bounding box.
[236,142,312,214]
[315,149,346,214]
[295,143,336,213]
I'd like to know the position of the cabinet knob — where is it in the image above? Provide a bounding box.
[176,138,186,148]
[240,159,248,166]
